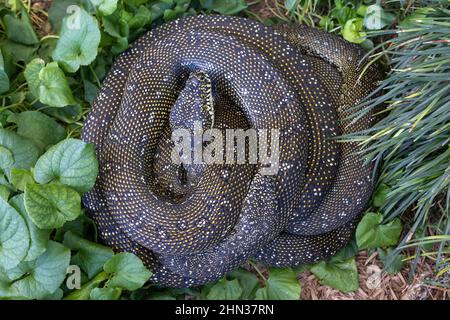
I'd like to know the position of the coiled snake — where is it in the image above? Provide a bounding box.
[82,15,382,287]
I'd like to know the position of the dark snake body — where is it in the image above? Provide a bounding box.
[82,15,382,287]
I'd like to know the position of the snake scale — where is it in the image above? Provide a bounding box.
[81,15,382,287]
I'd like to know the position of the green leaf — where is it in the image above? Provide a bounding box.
[43,288,64,300]
[128,5,152,30]
[206,278,243,300]
[90,287,122,300]
[255,268,300,300]
[0,110,13,128]
[285,0,298,12]
[24,183,82,229]
[64,270,109,300]
[0,50,10,94]
[36,102,83,124]
[63,230,113,279]
[33,138,99,194]
[330,1,355,26]
[53,212,96,242]
[0,39,37,64]
[48,0,96,32]
[310,257,359,293]
[229,269,259,300]
[8,92,25,105]
[0,145,14,169]
[372,184,391,208]
[90,0,118,16]
[0,185,10,201]
[342,18,366,44]
[9,194,51,262]
[377,248,404,275]
[38,62,77,108]
[101,8,131,40]
[0,172,13,191]
[0,129,40,178]
[83,79,98,104]
[356,212,403,250]
[103,253,152,291]
[6,0,22,11]
[319,16,334,30]
[3,8,39,45]
[1,241,70,299]
[333,240,359,261]
[24,58,45,98]
[356,4,368,17]
[0,197,30,270]
[52,8,101,73]
[200,0,247,15]
[7,111,66,151]
[9,168,34,191]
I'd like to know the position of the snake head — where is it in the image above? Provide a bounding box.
[169,71,214,132]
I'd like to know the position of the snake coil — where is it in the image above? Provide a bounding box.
[82,15,382,287]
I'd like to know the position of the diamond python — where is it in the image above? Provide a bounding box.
[82,15,382,287]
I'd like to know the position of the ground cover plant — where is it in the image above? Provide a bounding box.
[0,0,448,300]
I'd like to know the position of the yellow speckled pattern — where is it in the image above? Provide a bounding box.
[81,15,382,287]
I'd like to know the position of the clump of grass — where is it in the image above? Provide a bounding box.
[349,3,450,281]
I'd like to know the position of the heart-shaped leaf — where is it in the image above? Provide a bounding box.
[356,212,403,249]
[255,268,300,300]
[33,138,99,194]
[52,8,101,73]
[1,241,70,299]
[103,252,152,291]
[3,8,39,46]
[24,183,81,229]
[38,62,77,108]
[310,257,359,293]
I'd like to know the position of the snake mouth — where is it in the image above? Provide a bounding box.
[81,15,381,287]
